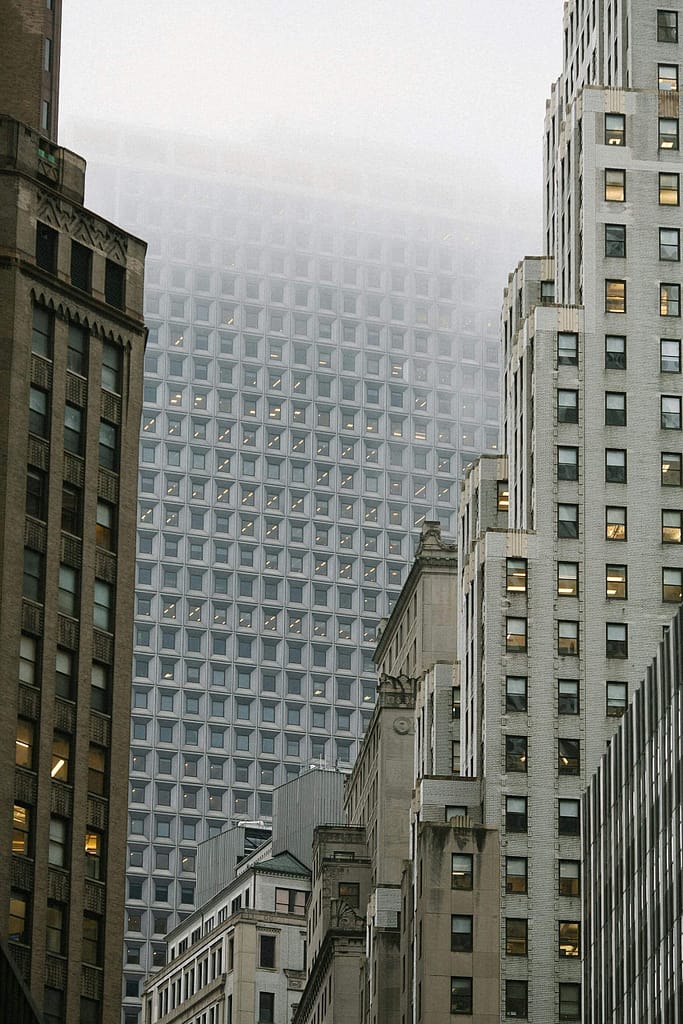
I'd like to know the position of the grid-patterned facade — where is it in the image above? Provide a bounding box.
[75,130,505,1018]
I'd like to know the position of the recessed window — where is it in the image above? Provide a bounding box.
[659,63,679,91]
[505,981,528,1019]
[662,395,682,428]
[558,679,579,715]
[559,922,580,958]
[605,392,626,425]
[505,918,528,956]
[558,503,579,538]
[661,338,681,372]
[451,853,473,890]
[658,9,679,42]
[451,915,473,953]
[506,558,527,592]
[662,567,683,601]
[505,857,528,894]
[662,509,683,542]
[505,676,527,712]
[259,935,276,969]
[606,449,627,483]
[660,172,680,206]
[606,623,628,658]
[605,279,626,313]
[505,796,527,833]
[605,334,626,369]
[506,617,527,651]
[558,798,580,836]
[450,978,473,1015]
[660,227,681,262]
[659,117,680,150]
[559,983,582,1021]
[606,505,627,539]
[557,562,578,597]
[558,738,580,776]
[557,331,578,365]
[606,681,627,717]
[557,446,578,481]
[557,389,578,423]
[559,860,581,897]
[606,564,627,598]
[505,735,527,773]
[605,223,626,257]
[662,451,682,485]
[605,113,625,145]
[604,168,625,201]
[558,621,578,656]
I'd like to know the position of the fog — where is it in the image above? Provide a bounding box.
[60,1,565,247]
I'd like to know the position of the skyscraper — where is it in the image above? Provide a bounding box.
[459,2,683,1020]
[0,4,147,1022]
[68,126,510,1018]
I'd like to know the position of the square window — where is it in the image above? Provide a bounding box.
[604,168,625,201]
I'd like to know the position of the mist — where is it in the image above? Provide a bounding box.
[59,0,564,254]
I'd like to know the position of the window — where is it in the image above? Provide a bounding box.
[32,305,52,358]
[506,558,527,592]
[661,338,681,372]
[605,392,626,425]
[557,389,578,423]
[661,283,682,317]
[558,738,580,776]
[102,343,122,393]
[505,736,527,773]
[12,804,30,856]
[46,901,66,955]
[605,223,626,257]
[559,860,581,897]
[559,983,582,1021]
[104,260,125,308]
[661,228,681,262]
[16,719,34,768]
[26,467,47,519]
[23,548,43,601]
[558,679,579,715]
[88,745,106,795]
[505,857,528,894]
[557,331,578,365]
[505,676,527,711]
[82,913,102,965]
[659,117,680,150]
[606,505,627,539]
[662,509,682,542]
[51,732,70,781]
[450,978,473,1015]
[558,446,578,481]
[9,891,29,943]
[660,172,680,205]
[57,565,78,616]
[606,563,627,598]
[605,334,626,368]
[662,395,682,428]
[67,323,88,374]
[559,922,580,958]
[94,580,113,631]
[451,915,473,953]
[259,934,276,969]
[558,621,578,656]
[604,168,625,201]
[558,504,578,538]
[659,9,679,41]
[505,981,528,1019]
[506,796,527,833]
[606,449,626,483]
[662,451,682,484]
[606,623,628,658]
[451,853,473,890]
[274,888,306,915]
[506,618,527,651]
[505,919,528,956]
[663,567,683,601]
[659,63,679,92]
[605,279,626,313]
[99,420,118,470]
[36,221,57,272]
[605,113,625,145]
[558,798,580,836]
[557,561,578,597]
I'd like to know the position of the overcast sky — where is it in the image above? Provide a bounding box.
[60,1,565,243]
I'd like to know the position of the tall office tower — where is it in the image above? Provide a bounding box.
[458,2,683,1021]
[0,5,147,1024]
[67,127,508,1020]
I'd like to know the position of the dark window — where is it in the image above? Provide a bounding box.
[558,446,578,480]
[557,389,578,422]
[605,392,626,425]
[23,548,44,601]
[558,503,579,538]
[558,738,580,775]
[258,992,275,1024]
[46,901,66,954]
[105,260,125,308]
[605,223,626,257]
[26,468,47,519]
[67,323,88,374]
[450,978,473,1015]
[559,860,581,897]
[70,242,92,292]
[29,386,49,437]
[558,679,579,715]
[505,980,528,1019]
[36,222,58,272]
[559,982,582,1021]
[606,449,627,483]
[101,343,122,393]
[82,913,102,965]
[505,918,528,956]
[660,227,681,262]
[605,334,626,368]
[505,857,528,894]
[505,735,528,773]
[259,934,276,968]
[451,915,473,952]
[658,10,679,42]
[9,890,30,943]
[32,306,52,358]
[557,331,578,365]
[99,420,118,470]
[558,799,580,836]
[88,745,106,795]
[506,796,527,833]
[505,676,527,712]
[61,483,81,534]
[63,404,83,455]
[338,882,360,909]
[606,623,628,658]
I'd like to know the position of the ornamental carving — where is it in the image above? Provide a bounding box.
[37,193,129,261]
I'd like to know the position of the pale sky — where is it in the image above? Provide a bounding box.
[59,1,565,243]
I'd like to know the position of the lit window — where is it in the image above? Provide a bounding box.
[662,567,683,601]
[606,505,627,539]
[559,922,580,958]
[660,172,680,206]
[505,918,528,956]
[558,738,580,776]
[605,279,626,313]
[604,168,625,201]
[662,509,683,542]
[606,564,627,598]
[506,558,527,592]
[557,562,578,596]
[505,857,528,894]
[558,621,578,656]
